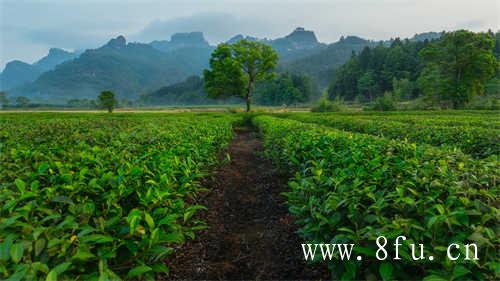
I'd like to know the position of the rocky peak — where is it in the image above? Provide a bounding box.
[226,34,260,44]
[285,27,319,46]
[149,32,210,53]
[227,34,245,44]
[48,48,70,56]
[106,35,127,49]
[170,32,208,46]
[339,35,368,45]
[5,60,31,69]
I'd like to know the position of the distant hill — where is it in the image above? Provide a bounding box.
[410,31,444,42]
[3,28,449,103]
[0,48,79,90]
[150,31,211,52]
[11,34,214,102]
[141,76,207,105]
[227,27,326,62]
[141,75,242,105]
[282,36,375,87]
[281,32,444,88]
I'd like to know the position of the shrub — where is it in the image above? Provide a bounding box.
[253,115,499,280]
[311,96,345,112]
[0,114,235,280]
[371,91,397,111]
[284,113,499,159]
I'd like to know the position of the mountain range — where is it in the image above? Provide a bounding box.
[0,48,80,90]
[1,28,440,103]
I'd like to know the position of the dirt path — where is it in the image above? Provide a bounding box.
[164,128,328,280]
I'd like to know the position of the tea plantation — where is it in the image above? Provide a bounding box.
[0,113,236,280]
[0,111,498,280]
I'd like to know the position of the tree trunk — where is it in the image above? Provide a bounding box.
[245,80,254,112]
[246,97,251,112]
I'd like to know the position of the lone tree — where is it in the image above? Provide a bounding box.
[98,91,117,113]
[204,39,278,111]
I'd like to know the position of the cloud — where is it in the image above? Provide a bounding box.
[131,12,280,44]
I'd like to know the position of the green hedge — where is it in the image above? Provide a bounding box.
[281,113,499,159]
[253,115,499,280]
[0,114,235,280]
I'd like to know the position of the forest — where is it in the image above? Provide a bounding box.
[328,30,499,109]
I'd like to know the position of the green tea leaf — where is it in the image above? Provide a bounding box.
[45,270,57,281]
[14,179,26,193]
[423,275,448,281]
[127,265,152,278]
[144,212,155,229]
[10,243,23,264]
[379,262,393,281]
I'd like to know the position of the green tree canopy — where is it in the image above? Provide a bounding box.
[419,30,497,108]
[0,91,8,108]
[254,73,319,106]
[204,39,278,111]
[328,39,427,102]
[98,91,117,113]
[15,96,30,108]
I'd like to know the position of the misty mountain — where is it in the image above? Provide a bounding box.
[4,28,446,102]
[11,34,214,101]
[271,27,327,61]
[410,31,444,42]
[227,27,326,62]
[141,75,207,105]
[282,36,375,87]
[7,28,328,101]
[0,48,79,90]
[150,31,211,52]
[141,75,244,105]
[281,32,444,88]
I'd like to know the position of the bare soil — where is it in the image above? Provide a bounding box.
[162,128,329,280]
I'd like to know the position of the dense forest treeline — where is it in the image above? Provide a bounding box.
[139,72,319,107]
[328,30,499,109]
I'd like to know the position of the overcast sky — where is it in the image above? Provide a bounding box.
[1,0,499,69]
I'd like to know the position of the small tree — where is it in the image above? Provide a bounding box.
[98,91,117,113]
[357,71,379,102]
[15,96,30,108]
[372,91,397,111]
[204,39,278,111]
[0,91,8,109]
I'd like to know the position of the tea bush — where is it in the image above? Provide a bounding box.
[0,113,236,280]
[353,114,499,129]
[281,113,499,159]
[253,115,499,280]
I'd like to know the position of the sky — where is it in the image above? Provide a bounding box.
[1,0,499,69]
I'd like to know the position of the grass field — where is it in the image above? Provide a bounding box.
[0,111,498,280]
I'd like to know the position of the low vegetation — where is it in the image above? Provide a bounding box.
[253,114,498,280]
[0,113,236,280]
[281,112,499,158]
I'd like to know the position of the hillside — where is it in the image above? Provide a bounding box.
[0,48,79,90]
[3,29,449,103]
[11,35,213,101]
[228,27,326,62]
[282,36,375,87]
[141,76,243,105]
